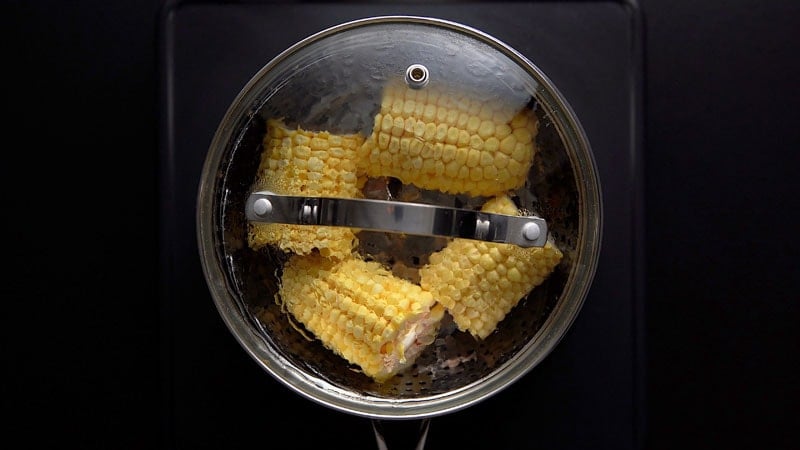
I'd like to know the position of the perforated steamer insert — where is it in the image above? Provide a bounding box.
[197,16,601,422]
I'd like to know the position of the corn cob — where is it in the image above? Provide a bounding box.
[419,195,563,339]
[356,82,539,197]
[279,253,445,382]
[248,118,365,259]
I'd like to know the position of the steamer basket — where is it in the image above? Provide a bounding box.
[197,16,602,420]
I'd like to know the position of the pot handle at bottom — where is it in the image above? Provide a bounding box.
[371,418,431,450]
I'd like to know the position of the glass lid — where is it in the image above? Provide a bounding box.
[197,16,602,419]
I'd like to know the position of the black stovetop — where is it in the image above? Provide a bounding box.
[158,2,644,448]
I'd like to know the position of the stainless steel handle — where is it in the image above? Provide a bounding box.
[245,191,548,248]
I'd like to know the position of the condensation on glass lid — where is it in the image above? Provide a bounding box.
[249,21,539,136]
[239,51,572,388]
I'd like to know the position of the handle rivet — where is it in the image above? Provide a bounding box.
[522,222,541,241]
[253,198,272,216]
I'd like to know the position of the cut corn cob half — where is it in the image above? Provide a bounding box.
[419,194,563,339]
[248,118,365,259]
[356,82,539,197]
[279,253,445,382]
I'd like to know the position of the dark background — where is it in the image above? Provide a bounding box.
[6,0,798,449]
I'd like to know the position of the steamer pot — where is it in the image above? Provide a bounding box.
[197,16,601,423]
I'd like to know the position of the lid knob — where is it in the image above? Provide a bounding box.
[405,64,429,89]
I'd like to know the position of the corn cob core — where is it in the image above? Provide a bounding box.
[419,195,563,339]
[248,119,365,259]
[280,253,445,382]
[356,83,539,197]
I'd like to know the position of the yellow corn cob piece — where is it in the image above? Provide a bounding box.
[248,119,365,259]
[279,253,445,382]
[419,195,563,339]
[356,83,539,197]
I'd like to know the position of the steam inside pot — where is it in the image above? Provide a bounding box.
[241,81,565,384]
